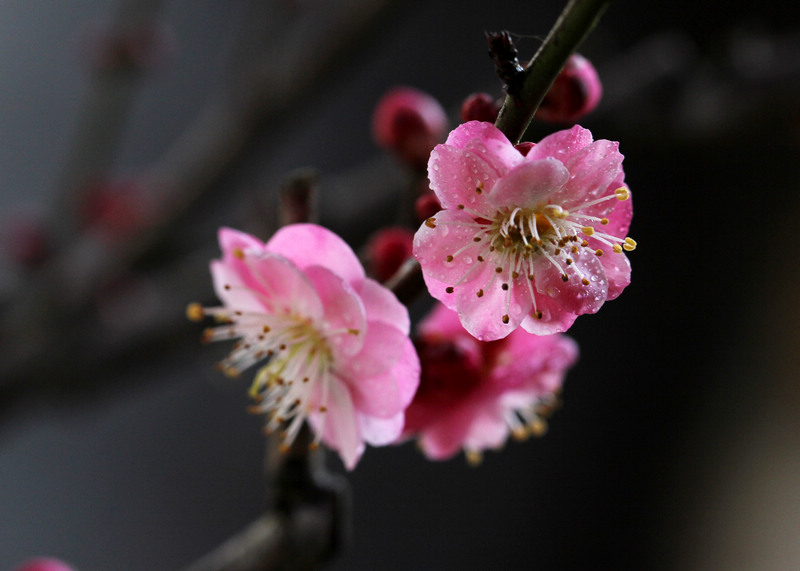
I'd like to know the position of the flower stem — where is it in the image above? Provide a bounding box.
[494,0,613,144]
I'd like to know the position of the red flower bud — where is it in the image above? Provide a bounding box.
[372,87,448,168]
[535,53,602,124]
[460,93,500,123]
[414,192,442,223]
[12,558,75,571]
[366,226,414,282]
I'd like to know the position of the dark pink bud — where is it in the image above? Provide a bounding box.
[81,178,152,240]
[535,53,602,124]
[460,93,500,123]
[372,86,448,168]
[414,192,441,223]
[514,142,536,156]
[12,558,76,571]
[3,213,51,268]
[366,226,414,282]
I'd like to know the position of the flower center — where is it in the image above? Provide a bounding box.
[192,306,337,451]
[431,186,636,324]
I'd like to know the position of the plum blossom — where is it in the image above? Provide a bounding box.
[403,303,578,463]
[189,224,420,469]
[414,121,635,341]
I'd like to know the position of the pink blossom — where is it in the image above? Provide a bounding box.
[413,121,635,341]
[403,304,578,462]
[190,224,420,469]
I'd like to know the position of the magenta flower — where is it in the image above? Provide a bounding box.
[413,121,635,341]
[190,224,420,469]
[403,304,578,462]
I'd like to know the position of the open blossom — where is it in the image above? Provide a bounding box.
[189,224,420,469]
[403,304,578,463]
[414,121,635,341]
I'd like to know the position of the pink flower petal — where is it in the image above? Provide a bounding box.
[358,277,410,335]
[312,378,364,470]
[599,249,631,301]
[340,323,417,417]
[413,209,485,285]
[428,144,499,213]
[462,408,510,451]
[526,124,594,164]
[304,265,366,357]
[443,121,523,173]
[488,158,570,209]
[454,262,532,341]
[210,254,323,319]
[417,401,481,460]
[265,223,365,288]
[532,249,608,315]
[558,139,624,207]
[218,226,265,257]
[359,411,404,446]
[520,294,578,335]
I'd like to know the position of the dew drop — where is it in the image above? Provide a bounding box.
[440,226,449,237]
[463,256,473,264]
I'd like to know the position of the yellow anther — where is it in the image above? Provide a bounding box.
[581,226,595,236]
[529,418,548,437]
[233,248,245,260]
[595,249,604,256]
[615,187,630,200]
[581,278,590,286]
[223,366,240,379]
[465,449,483,466]
[613,244,623,253]
[186,302,205,322]
[600,218,609,225]
[624,237,637,249]
[425,217,437,228]
[347,328,360,335]
[511,426,528,441]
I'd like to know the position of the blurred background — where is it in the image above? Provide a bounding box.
[1,0,799,569]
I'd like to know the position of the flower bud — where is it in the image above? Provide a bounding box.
[414,192,441,223]
[3,212,51,268]
[460,92,500,123]
[12,558,75,571]
[80,178,152,240]
[535,53,602,124]
[366,226,414,282]
[372,86,448,168]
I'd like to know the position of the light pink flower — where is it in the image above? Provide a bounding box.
[403,304,578,462]
[414,121,635,341]
[191,224,420,469]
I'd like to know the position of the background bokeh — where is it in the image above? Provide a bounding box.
[1,1,799,569]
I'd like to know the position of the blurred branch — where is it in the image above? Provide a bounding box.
[50,0,166,245]
[184,428,347,571]
[0,0,407,399]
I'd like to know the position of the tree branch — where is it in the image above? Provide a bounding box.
[494,0,613,144]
